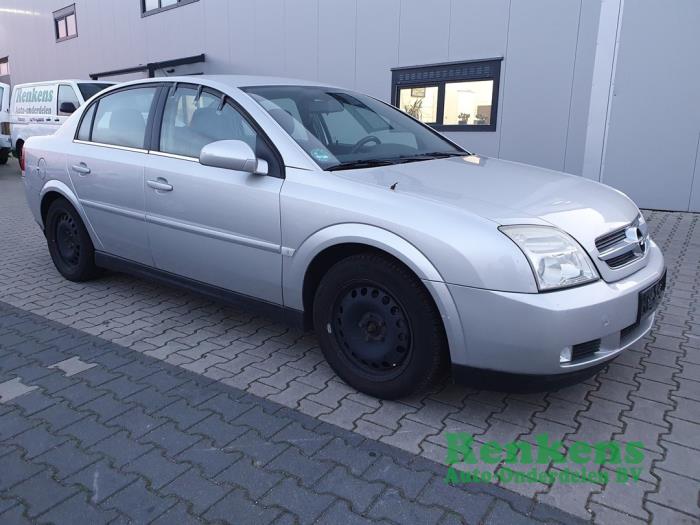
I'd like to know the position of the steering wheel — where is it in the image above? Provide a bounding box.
[351,135,382,153]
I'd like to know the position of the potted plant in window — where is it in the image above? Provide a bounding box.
[404,99,423,121]
[474,113,488,125]
[458,113,470,125]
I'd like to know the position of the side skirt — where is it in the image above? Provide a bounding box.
[94,251,306,330]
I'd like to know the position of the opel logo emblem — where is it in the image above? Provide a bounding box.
[625,226,646,256]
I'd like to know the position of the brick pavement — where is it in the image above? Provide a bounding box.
[0,301,583,524]
[1,161,699,523]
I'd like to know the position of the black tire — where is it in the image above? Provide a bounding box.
[45,198,100,282]
[14,141,23,163]
[0,150,8,165]
[313,253,449,399]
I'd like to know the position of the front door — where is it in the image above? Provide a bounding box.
[68,85,160,265]
[144,84,284,304]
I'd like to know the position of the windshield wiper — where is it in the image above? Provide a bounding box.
[397,151,467,161]
[326,159,397,171]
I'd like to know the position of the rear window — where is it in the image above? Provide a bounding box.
[77,83,112,101]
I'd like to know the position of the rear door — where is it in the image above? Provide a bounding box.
[67,84,163,265]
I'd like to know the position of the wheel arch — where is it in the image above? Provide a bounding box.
[39,181,103,250]
[285,224,467,364]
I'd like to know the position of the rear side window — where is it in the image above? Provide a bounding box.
[0,86,4,111]
[91,87,157,149]
[57,85,80,115]
[77,103,96,141]
[159,86,258,158]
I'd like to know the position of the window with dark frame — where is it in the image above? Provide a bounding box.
[0,57,9,76]
[391,58,502,132]
[141,0,199,17]
[54,4,78,42]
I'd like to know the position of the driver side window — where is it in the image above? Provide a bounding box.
[159,86,258,159]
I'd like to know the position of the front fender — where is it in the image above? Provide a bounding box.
[283,223,468,365]
[40,180,104,250]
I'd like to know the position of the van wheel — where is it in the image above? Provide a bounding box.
[0,150,8,165]
[14,141,23,164]
[45,198,100,282]
[312,253,448,399]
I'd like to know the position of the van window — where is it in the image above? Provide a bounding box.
[159,86,258,158]
[78,83,112,101]
[57,85,80,115]
[91,87,157,149]
[0,86,4,111]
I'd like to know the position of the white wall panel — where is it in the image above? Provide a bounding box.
[283,0,319,80]
[318,0,356,88]
[397,0,450,66]
[355,0,400,99]
[601,0,700,210]
[499,0,582,171]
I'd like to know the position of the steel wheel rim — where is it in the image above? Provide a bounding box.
[331,281,413,378]
[55,212,81,268]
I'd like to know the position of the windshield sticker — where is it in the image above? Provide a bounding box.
[310,148,331,162]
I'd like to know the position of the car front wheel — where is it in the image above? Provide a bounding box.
[313,253,448,399]
[45,198,100,282]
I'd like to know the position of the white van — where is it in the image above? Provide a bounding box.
[0,82,10,164]
[10,79,113,164]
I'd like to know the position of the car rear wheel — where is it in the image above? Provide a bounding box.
[313,253,448,399]
[45,198,100,282]
[0,150,8,165]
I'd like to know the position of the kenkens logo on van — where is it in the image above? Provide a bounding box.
[15,87,54,104]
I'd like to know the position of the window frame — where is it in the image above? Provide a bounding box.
[391,58,503,132]
[74,83,164,152]
[54,4,78,43]
[149,82,286,179]
[0,57,9,76]
[141,0,199,17]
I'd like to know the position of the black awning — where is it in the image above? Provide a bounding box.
[89,53,205,80]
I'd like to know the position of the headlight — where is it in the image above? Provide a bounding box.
[499,225,599,291]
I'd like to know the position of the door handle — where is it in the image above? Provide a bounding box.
[71,163,91,175]
[147,178,173,192]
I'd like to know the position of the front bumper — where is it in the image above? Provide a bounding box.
[448,240,665,375]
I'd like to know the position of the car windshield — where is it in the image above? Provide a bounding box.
[77,83,113,101]
[243,85,467,170]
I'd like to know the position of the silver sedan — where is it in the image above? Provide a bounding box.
[22,75,666,399]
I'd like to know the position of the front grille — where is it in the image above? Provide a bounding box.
[571,339,601,361]
[595,215,647,270]
[595,228,627,252]
[606,251,638,268]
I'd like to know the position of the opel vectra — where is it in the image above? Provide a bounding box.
[22,76,666,399]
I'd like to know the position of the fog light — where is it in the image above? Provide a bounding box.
[560,346,573,364]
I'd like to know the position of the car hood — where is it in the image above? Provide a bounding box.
[335,154,639,239]
[334,154,645,282]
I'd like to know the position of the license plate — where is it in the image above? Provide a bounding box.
[638,270,666,320]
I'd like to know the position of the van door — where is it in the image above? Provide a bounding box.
[56,84,81,125]
[11,83,59,145]
[0,83,11,158]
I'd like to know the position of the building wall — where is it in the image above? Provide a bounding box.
[598,0,700,211]
[0,0,600,176]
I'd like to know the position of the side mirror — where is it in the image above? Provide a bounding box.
[59,102,77,114]
[199,140,268,175]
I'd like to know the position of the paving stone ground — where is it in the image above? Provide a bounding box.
[0,161,699,524]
